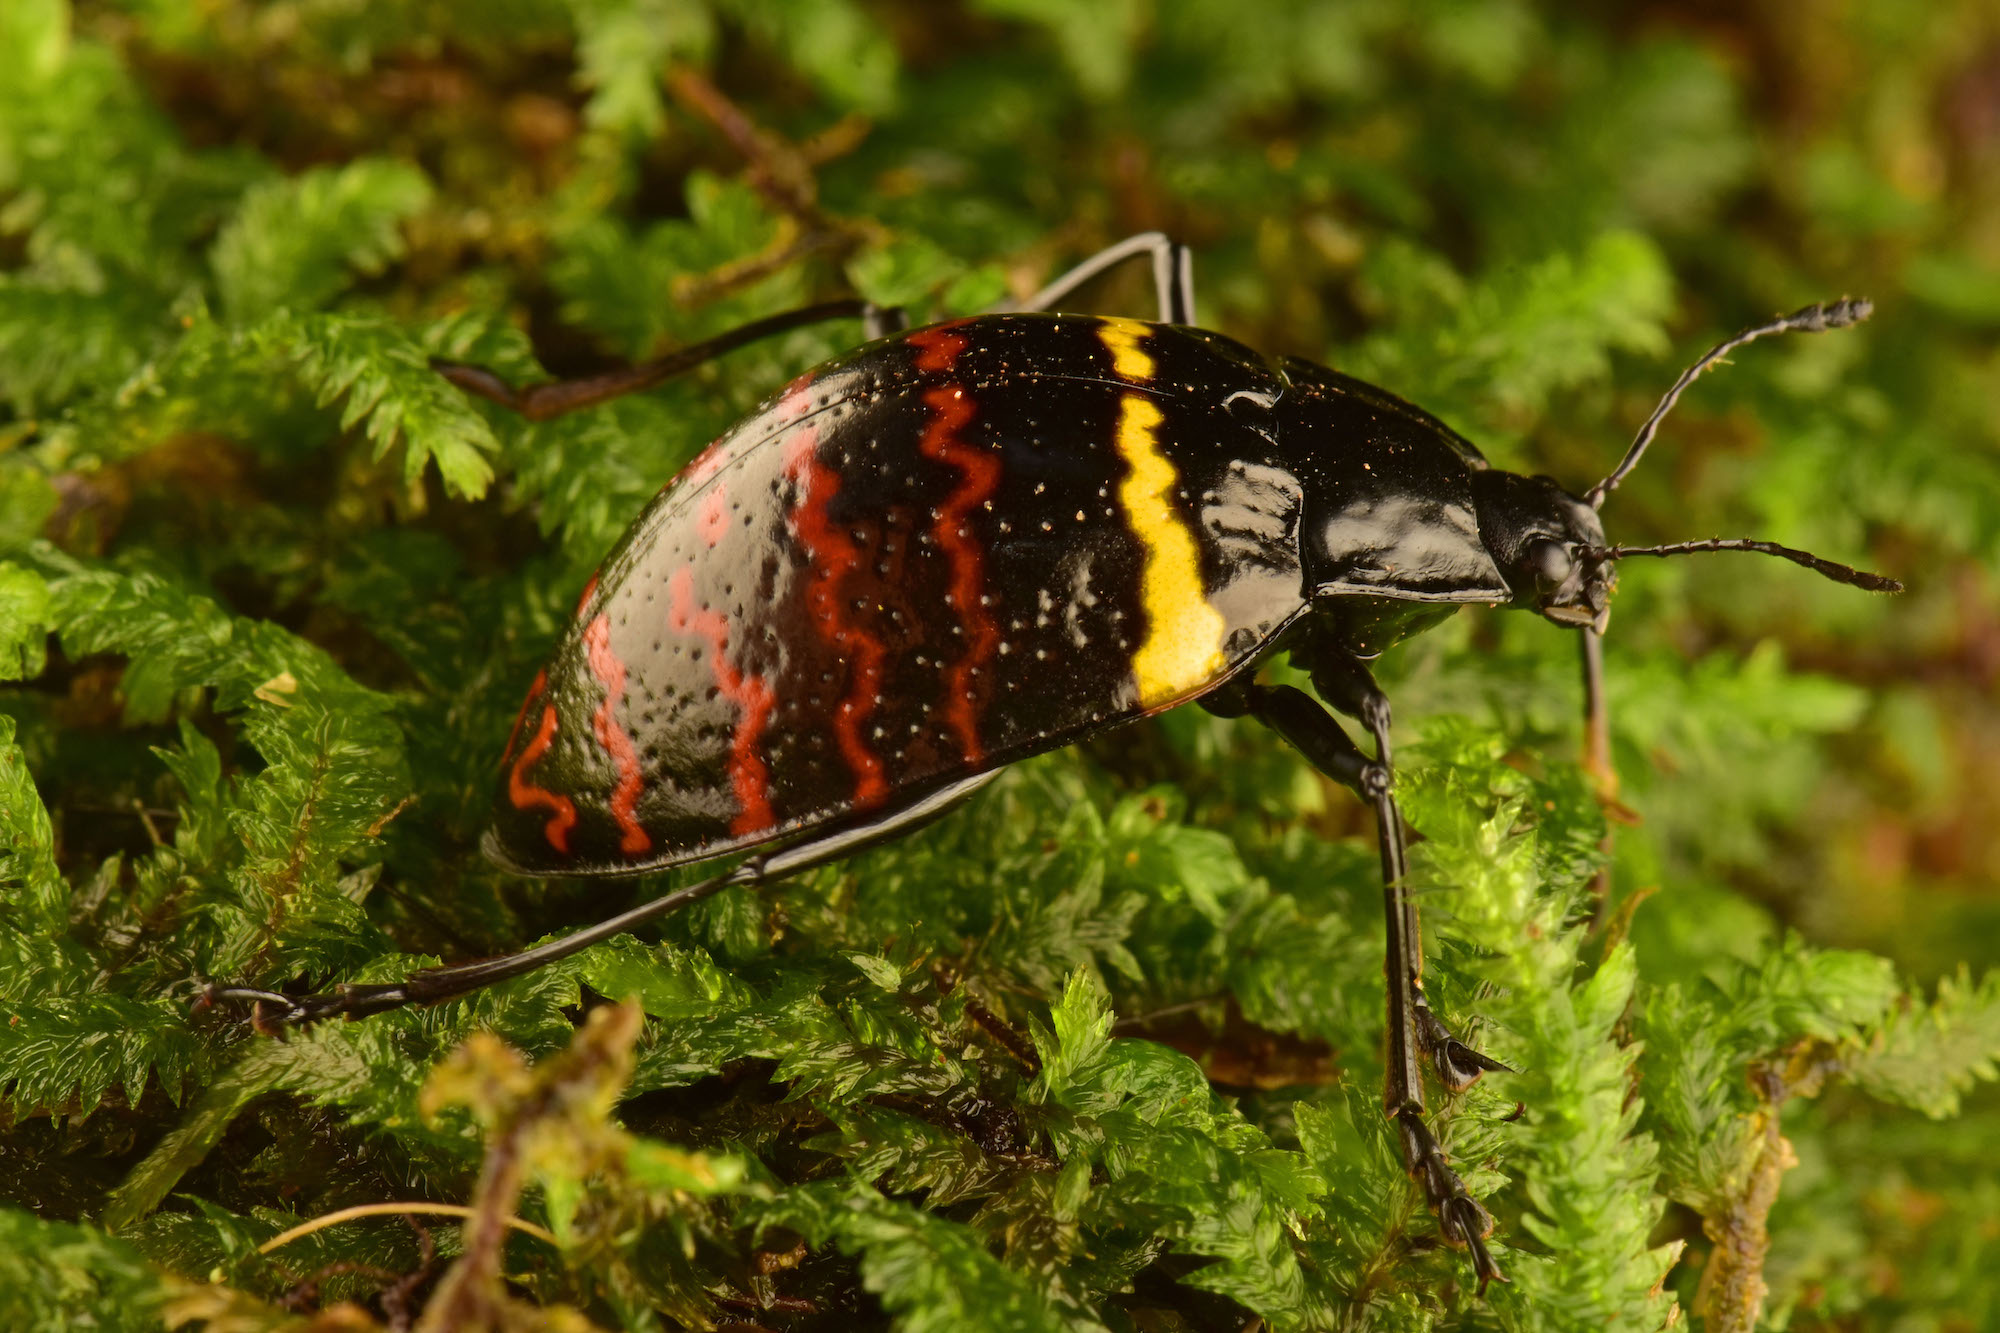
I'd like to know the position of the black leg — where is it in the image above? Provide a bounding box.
[203,773,997,1030]
[863,304,909,338]
[1306,657,1511,1093]
[1579,626,1624,904]
[1580,628,1615,800]
[993,231,1196,325]
[1223,671,1507,1290]
[432,298,903,422]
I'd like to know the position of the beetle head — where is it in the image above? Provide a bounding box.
[1469,470,1614,632]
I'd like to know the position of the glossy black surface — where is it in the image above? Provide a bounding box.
[487,312,1606,876]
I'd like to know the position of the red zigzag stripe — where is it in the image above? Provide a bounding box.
[785,422,889,808]
[582,613,651,856]
[499,668,546,770]
[667,566,777,835]
[918,385,998,762]
[906,323,998,763]
[508,690,578,855]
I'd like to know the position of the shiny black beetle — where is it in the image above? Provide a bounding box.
[212,234,1897,1287]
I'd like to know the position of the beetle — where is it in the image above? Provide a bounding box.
[209,234,1896,1288]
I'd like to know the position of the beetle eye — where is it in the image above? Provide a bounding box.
[1527,539,1574,588]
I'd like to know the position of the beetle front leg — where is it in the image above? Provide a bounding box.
[1580,627,1617,803]
[1213,677,1506,1289]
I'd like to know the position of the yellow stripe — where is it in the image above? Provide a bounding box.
[1112,393,1228,708]
[1098,317,1155,381]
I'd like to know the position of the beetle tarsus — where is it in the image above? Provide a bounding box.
[1337,659,1510,1282]
[1397,1105,1506,1289]
[199,980,406,1029]
[1415,998,1513,1093]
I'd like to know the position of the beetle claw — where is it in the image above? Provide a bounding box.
[199,980,412,1031]
[1395,1106,1507,1288]
[1415,998,1512,1092]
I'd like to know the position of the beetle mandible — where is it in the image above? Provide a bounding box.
[210,234,1897,1287]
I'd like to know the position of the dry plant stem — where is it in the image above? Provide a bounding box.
[669,218,853,308]
[1695,1049,1840,1333]
[415,1128,536,1332]
[798,114,872,166]
[934,964,1043,1074]
[383,1218,441,1333]
[1592,885,1658,961]
[281,1260,401,1314]
[662,65,887,290]
[161,1284,381,1331]
[666,65,826,224]
[256,1202,559,1256]
[415,1004,642,1333]
[1693,1105,1796,1333]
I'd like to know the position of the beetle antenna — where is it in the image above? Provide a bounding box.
[1588,538,1902,592]
[1585,298,1873,510]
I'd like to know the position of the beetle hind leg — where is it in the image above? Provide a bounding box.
[204,774,999,1029]
[433,298,898,421]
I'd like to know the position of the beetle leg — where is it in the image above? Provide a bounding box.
[1204,680,1388,797]
[1308,656,1513,1094]
[864,304,909,338]
[1580,627,1617,803]
[432,298,896,421]
[1228,677,1506,1289]
[203,773,999,1028]
[1578,626,1626,904]
[994,231,1196,325]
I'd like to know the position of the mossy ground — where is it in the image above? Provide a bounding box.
[3,3,1998,1330]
